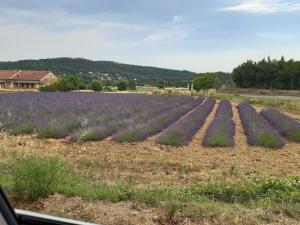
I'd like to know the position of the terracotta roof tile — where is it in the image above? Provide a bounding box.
[0,70,56,81]
[0,70,18,79]
[13,70,52,81]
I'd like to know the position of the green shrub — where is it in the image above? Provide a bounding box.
[79,83,87,90]
[103,86,114,92]
[10,155,66,200]
[39,84,58,92]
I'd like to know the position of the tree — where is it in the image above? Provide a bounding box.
[128,79,137,90]
[39,75,80,92]
[56,75,80,91]
[89,80,103,92]
[117,80,128,91]
[232,57,300,90]
[193,73,219,92]
[157,80,165,89]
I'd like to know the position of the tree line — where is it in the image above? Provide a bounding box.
[40,76,137,92]
[232,57,300,90]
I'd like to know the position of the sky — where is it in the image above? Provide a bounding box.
[0,0,300,72]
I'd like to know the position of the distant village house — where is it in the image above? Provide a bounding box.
[0,70,58,89]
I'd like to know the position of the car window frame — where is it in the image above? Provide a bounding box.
[0,188,18,225]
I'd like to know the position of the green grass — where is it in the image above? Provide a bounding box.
[1,154,299,223]
[2,154,79,200]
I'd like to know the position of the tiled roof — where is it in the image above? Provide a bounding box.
[12,70,52,81]
[0,70,53,81]
[0,70,18,79]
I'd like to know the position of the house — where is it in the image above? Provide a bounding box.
[0,70,58,89]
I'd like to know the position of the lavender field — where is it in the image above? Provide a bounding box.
[0,93,203,144]
[0,93,299,149]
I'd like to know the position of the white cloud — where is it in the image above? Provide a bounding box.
[220,0,300,13]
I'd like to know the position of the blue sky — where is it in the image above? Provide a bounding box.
[0,0,299,72]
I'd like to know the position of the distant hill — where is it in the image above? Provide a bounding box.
[0,57,193,79]
[0,57,234,87]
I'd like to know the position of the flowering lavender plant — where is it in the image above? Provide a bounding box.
[237,103,284,149]
[157,98,215,146]
[113,97,205,142]
[202,100,235,147]
[261,108,300,142]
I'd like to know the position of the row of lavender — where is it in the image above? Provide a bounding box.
[156,98,216,146]
[237,103,285,149]
[202,100,235,147]
[260,108,300,142]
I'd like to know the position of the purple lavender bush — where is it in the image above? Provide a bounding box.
[202,100,235,147]
[156,98,215,146]
[113,97,205,142]
[71,95,200,142]
[237,103,284,149]
[261,108,300,142]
